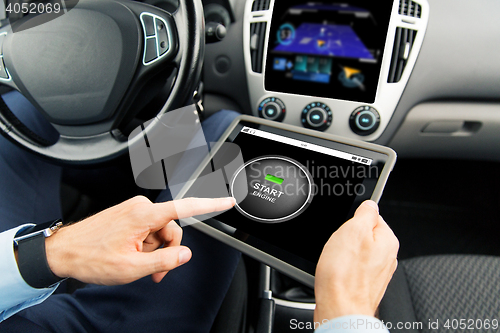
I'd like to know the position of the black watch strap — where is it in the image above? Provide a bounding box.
[17,232,64,289]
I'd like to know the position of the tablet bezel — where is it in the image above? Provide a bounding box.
[174,115,396,288]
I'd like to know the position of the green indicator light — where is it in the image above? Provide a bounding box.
[265,174,284,185]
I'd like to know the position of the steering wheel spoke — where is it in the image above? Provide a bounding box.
[0,32,19,91]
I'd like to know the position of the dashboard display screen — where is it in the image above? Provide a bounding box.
[265,1,393,103]
[207,122,389,274]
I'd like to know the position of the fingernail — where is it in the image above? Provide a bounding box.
[225,197,236,206]
[178,248,191,265]
[363,200,379,213]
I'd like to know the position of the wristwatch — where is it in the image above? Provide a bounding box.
[13,219,66,289]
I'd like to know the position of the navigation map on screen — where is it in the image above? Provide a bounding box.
[274,22,374,60]
[265,1,393,103]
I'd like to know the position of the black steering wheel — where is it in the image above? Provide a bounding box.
[0,0,204,165]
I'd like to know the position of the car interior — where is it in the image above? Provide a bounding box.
[1,0,500,332]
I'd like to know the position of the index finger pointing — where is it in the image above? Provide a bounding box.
[154,197,236,227]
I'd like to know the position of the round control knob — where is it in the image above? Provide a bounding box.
[301,102,332,131]
[258,97,286,122]
[349,106,380,136]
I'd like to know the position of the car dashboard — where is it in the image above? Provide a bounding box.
[203,0,500,162]
[199,0,500,327]
[243,0,428,142]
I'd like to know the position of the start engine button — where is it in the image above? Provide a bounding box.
[230,156,313,223]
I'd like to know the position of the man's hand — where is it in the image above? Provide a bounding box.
[44,196,236,285]
[314,200,399,323]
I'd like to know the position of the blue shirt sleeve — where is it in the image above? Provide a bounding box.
[315,315,389,333]
[0,225,59,322]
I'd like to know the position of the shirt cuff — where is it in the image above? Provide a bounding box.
[315,315,389,333]
[0,224,59,322]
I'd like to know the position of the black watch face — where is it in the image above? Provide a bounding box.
[230,156,313,223]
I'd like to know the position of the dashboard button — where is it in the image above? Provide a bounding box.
[307,108,327,128]
[142,15,155,36]
[258,97,286,122]
[144,38,158,63]
[263,103,279,119]
[301,102,332,131]
[349,106,380,136]
[357,111,375,130]
[156,18,170,56]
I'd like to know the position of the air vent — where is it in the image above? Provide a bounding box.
[388,27,417,83]
[252,0,271,11]
[399,0,422,18]
[250,22,267,73]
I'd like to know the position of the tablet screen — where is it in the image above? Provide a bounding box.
[208,121,390,275]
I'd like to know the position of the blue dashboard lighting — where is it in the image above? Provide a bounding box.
[277,23,296,46]
[273,58,288,71]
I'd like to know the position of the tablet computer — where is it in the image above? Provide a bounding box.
[175,116,396,288]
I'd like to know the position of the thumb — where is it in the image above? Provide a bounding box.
[135,246,192,277]
[352,200,380,229]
